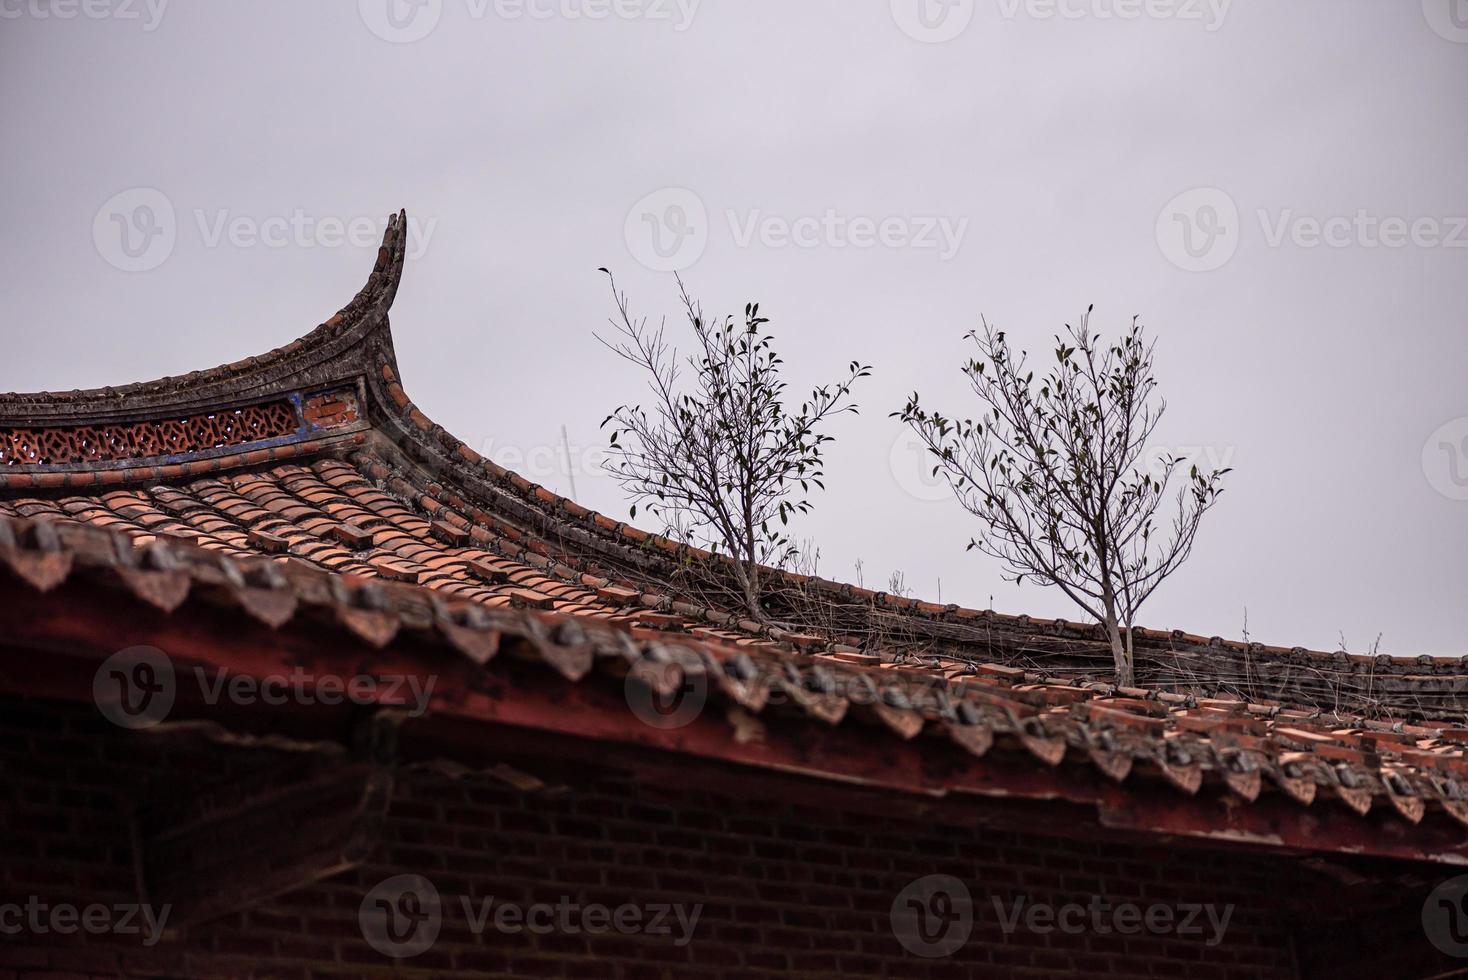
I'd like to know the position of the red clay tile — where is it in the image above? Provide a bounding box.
[371,561,421,584]
[327,523,373,549]
[246,528,289,554]
[595,585,641,606]
[507,588,555,610]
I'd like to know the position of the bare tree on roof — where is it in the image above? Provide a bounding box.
[597,270,870,622]
[894,309,1229,687]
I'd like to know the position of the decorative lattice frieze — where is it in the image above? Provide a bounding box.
[0,400,301,467]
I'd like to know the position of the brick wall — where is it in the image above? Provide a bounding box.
[0,694,1432,979]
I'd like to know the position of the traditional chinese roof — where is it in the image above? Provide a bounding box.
[3,211,1467,863]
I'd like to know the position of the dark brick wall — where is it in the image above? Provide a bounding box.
[0,695,1436,979]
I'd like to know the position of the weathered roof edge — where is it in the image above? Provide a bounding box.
[5,509,1468,866]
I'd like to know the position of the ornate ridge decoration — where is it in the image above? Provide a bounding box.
[0,400,299,467]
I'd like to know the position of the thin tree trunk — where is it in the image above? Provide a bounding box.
[1124,625,1135,687]
[1102,609,1134,688]
[742,497,761,621]
[741,560,763,622]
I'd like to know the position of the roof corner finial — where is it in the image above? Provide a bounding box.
[371,207,409,317]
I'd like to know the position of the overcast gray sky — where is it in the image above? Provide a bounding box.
[2,0,1465,655]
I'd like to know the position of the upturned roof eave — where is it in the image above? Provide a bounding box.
[0,210,409,426]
